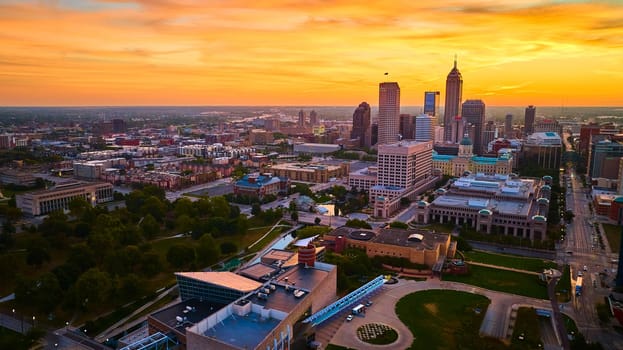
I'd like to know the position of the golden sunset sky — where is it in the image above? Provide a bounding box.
[1,0,622,106]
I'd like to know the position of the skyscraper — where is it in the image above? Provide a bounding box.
[377,82,400,145]
[298,109,306,127]
[309,110,319,126]
[424,91,440,116]
[483,120,497,152]
[415,114,435,142]
[524,105,536,135]
[505,114,513,138]
[399,114,415,140]
[461,100,486,155]
[443,59,463,143]
[351,102,371,148]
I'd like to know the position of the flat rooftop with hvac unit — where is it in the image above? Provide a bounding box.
[146,244,337,350]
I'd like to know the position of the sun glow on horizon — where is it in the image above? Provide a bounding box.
[1,0,622,106]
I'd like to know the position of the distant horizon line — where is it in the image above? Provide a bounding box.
[2,105,622,109]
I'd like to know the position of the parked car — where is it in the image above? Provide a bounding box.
[346,315,354,322]
[365,300,373,307]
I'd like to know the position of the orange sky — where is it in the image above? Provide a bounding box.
[1,0,622,106]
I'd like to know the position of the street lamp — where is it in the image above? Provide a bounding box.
[32,316,35,329]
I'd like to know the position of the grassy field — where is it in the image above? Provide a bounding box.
[464,250,557,272]
[395,290,507,350]
[511,307,543,349]
[603,224,622,254]
[443,264,549,299]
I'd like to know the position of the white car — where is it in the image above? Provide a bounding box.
[583,265,588,271]
[346,315,354,322]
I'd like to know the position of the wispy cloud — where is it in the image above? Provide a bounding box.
[0,0,622,105]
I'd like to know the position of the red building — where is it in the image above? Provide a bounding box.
[579,123,601,158]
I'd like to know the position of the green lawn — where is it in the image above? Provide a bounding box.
[603,224,622,253]
[464,250,557,272]
[443,264,549,299]
[511,307,543,349]
[395,290,506,350]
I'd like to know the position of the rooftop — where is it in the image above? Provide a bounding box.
[372,228,449,250]
[235,174,285,188]
[175,272,262,292]
[238,263,280,281]
[149,298,226,334]
[248,282,308,313]
[203,311,281,349]
[276,264,331,292]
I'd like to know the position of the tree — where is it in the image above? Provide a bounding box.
[142,196,167,222]
[141,214,160,239]
[33,273,63,314]
[291,211,299,222]
[389,221,409,229]
[220,241,238,255]
[251,203,262,216]
[116,274,146,301]
[176,214,194,234]
[345,219,372,229]
[74,268,112,308]
[26,245,51,267]
[174,198,197,218]
[210,196,231,219]
[196,234,219,266]
[314,217,321,225]
[167,244,195,268]
[69,197,91,218]
[140,252,162,277]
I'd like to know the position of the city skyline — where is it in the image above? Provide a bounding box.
[1,0,623,106]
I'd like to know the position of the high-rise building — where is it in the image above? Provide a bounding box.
[505,114,513,138]
[424,91,440,116]
[580,122,606,158]
[461,100,486,155]
[524,105,536,135]
[483,120,497,152]
[377,82,401,145]
[451,117,465,146]
[415,114,435,142]
[589,139,623,179]
[298,110,306,127]
[443,59,463,143]
[399,114,415,140]
[309,110,319,126]
[351,102,372,148]
[370,140,433,218]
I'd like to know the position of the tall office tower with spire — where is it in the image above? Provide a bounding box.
[309,110,319,126]
[461,99,486,155]
[377,82,401,145]
[298,109,306,127]
[351,102,371,148]
[524,105,536,135]
[443,58,463,143]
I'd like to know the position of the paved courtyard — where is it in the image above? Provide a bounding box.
[325,277,558,350]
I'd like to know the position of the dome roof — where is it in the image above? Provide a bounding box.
[542,175,553,180]
[532,215,547,222]
[614,196,623,204]
[479,209,492,216]
[460,135,472,146]
[537,198,550,204]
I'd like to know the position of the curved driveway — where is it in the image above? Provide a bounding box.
[326,277,559,350]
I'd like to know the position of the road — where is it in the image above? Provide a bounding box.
[558,162,623,349]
